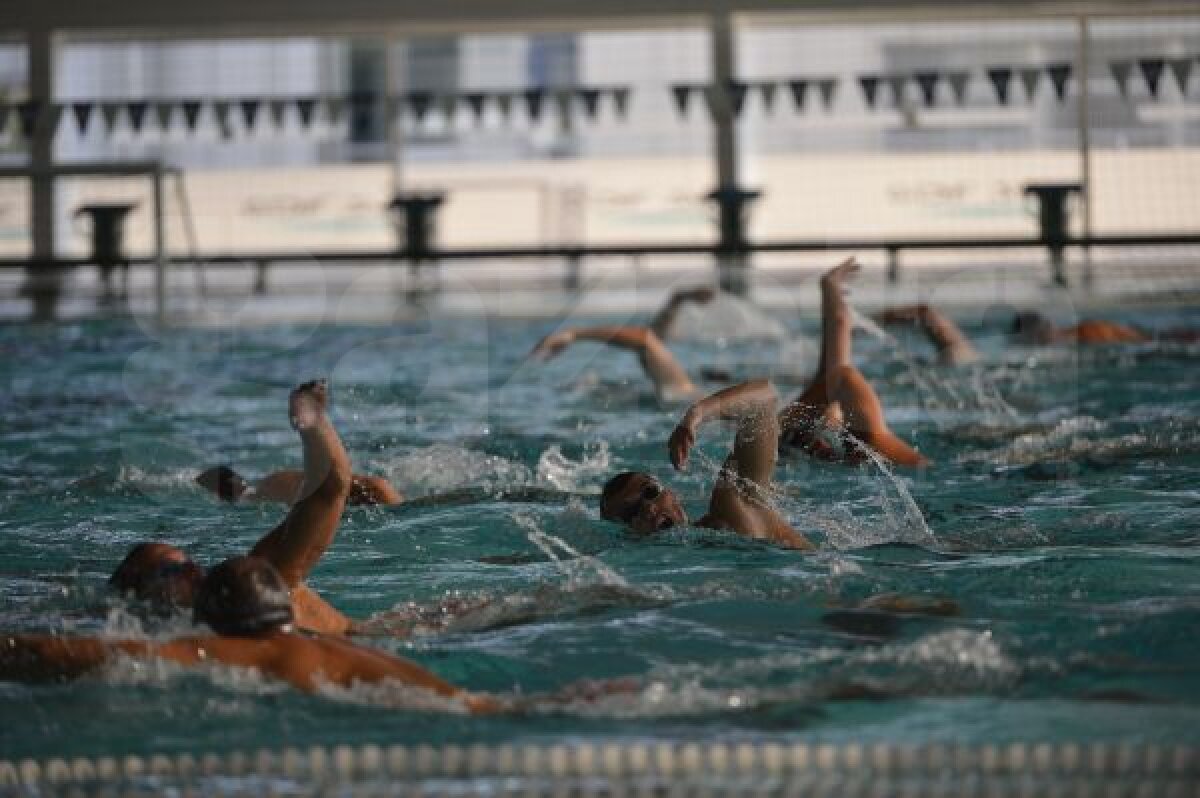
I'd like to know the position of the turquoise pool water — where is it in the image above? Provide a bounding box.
[1,306,1199,761]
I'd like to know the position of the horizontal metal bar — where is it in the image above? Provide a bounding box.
[2,233,1199,270]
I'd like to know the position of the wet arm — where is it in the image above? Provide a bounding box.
[0,635,152,682]
[879,304,978,365]
[671,379,780,488]
[251,419,352,587]
[531,326,696,396]
[649,286,716,338]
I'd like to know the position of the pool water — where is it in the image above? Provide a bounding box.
[1,304,1199,761]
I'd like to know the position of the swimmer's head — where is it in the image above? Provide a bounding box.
[600,471,687,534]
[109,542,206,607]
[195,465,249,501]
[1010,311,1057,344]
[289,379,328,431]
[193,556,294,637]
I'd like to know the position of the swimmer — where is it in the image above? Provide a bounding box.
[876,303,979,366]
[3,557,498,713]
[1008,311,1200,345]
[529,286,721,401]
[196,465,402,506]
[110,379,357,636]
[601,378,813,550]
[778,259,929,467]
[883,303,1200,351]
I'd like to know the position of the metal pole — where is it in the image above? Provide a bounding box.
[1077,15,1093,286]
[153,162,166,325]
[711,12,738,190]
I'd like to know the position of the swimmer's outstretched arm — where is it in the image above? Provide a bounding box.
[780,258,859,433]
[878,304,978,365]
[781,260,928,467]
[649,285,717,339]
[0,633,499,713]
[530,325,696,397]
[249,381,352,588]
[671,380,813,550]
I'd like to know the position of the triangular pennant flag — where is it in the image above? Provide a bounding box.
[324,95,346,126]
[239,99,261,131]
[154,102,173,133]
[946,71,970,105]
[858,75,881,109]
[1109,61,1133,98]
[182,100,203,132]
[268,98,288,130]
[295,97,316,129]
[126,101,148,133]
[101,102,123,135]
[71,102,93,135]
[1046,63,1072,102]
[17,101,41,138]
[756,82,777,113]
[1168,57,1192,95]
[1019,67,1041,102]
[670,84,693,117]
[787,79,809,111]
[914,71,940,107]
[212,100,233,138]
[610,87,630,119]
[986,67,1013,105]
[727,81,748,116]
[816,78,838,110]
[494,91,514,121]
[463,92,488,124]
[1138,58,1165,99]
[523,88,546,122]
[886,74,908,107]
[0,104,9,136]
[406,92,433,124]
[578,87,602,120]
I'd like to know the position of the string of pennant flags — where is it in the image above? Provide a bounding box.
[0,54,1196,140]
[0,86,632,139]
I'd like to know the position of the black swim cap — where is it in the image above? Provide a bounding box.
[195,465,249,501]
[193,556,294,637]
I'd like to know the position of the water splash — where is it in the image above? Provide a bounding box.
[383,443,532,496]
[512,510,628,589]
[536,442,611,492]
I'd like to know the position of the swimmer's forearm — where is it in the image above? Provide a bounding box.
[569,326,653,351]
[682,379,778,430]
[298,418,352,498]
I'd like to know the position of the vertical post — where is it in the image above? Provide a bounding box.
[710,12,738,191]
[1076,16,1093,287]
[153,162,166,324]
[27,28,58,320]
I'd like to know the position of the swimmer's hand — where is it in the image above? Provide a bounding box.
[529,330,575,360]
[821,256,860,290]
[668,420,697,471]
[289,379,328,431]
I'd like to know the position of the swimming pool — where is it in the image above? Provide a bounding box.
[1,303,1198,777]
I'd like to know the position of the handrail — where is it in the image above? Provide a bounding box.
[2,232,1200,270]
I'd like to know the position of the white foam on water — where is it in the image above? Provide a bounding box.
[541,628,1017,719]
[382,443,533,496]
[535,441,611,492]
[664,293,789,342]
[511,510,628,590]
